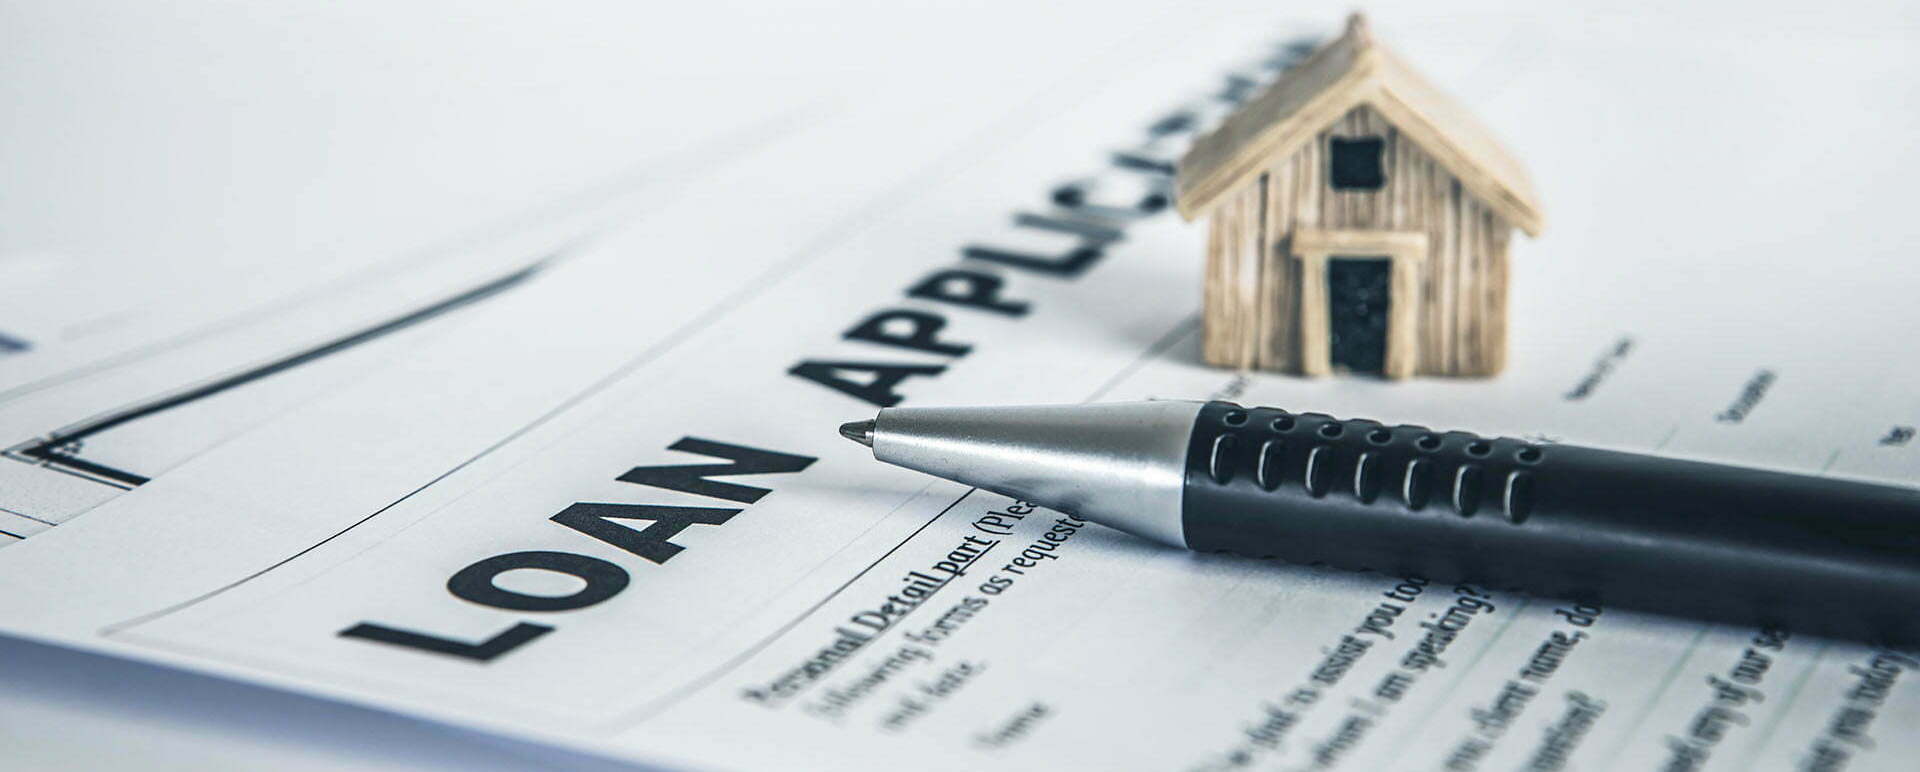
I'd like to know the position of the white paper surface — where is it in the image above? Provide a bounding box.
[4,2,1919,770]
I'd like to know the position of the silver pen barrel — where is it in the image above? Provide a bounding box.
[844,401,1201,547]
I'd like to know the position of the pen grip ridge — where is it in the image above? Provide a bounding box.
[1186,401,1540,531]
[1178,401,1920,643]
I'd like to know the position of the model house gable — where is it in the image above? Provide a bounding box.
[1177,14,1543,236]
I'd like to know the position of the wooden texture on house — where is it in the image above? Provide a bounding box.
[1182,13,1538,379]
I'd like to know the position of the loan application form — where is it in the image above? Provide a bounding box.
[3,5,1919,770]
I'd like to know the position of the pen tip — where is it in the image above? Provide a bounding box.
[838,419,876,448]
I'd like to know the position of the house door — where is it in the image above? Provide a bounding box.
[1326,257,1391,375]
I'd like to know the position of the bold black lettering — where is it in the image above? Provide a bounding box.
[963,213,1120,278]
[550,503,738,565]
[615,438,817,504]
[905,269,1029,316]
[1013,211,1124,241]
[1110,148,1176,176]
[447,550,629,612]
[1146,109,1198,137]
[1051,173,1169,219]
[843,309,971,356]
[789,360,946,408]
[339,621,552,662]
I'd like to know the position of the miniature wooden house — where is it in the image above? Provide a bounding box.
[1175,14,1543,379]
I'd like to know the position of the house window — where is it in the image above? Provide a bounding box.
[1329,137,1386,190]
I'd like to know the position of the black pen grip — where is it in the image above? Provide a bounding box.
[1180,401,1920,643]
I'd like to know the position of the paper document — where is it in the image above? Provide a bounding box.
[3,5,1918,771]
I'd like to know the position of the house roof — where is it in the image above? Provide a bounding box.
[1174,14,1544,236]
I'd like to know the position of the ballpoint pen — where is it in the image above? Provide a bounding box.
[839,400,1920,643]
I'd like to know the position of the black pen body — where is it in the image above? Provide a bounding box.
[1182,401,1920,643]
